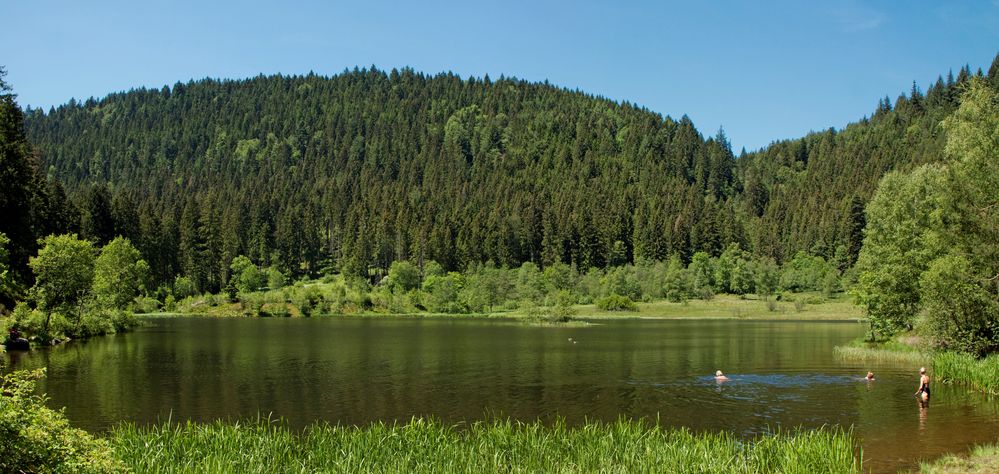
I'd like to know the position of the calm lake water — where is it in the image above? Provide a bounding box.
[5,317,999,472]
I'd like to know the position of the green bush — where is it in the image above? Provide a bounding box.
[239,292,264,316]
[596,294,638,311]
[133,296,161,314]
[0,369,122,473]
[920,254,999,356]
[74,310,115,338]
[173,276,198,299]
[387,261,421,292]
[260,303,290,317]
[266,267,286,290]
[290,286,325,316]
[162,294,177,311]
[9,302,47,338]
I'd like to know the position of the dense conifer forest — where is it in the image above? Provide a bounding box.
[4,56,998,299]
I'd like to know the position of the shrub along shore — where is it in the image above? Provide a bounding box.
[136,247,854,320]
[150,276,863,322]
[1,369,861,473]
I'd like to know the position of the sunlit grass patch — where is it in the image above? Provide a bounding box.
[109,418,861,473]
[920,444,999,473]
[567,293,864,320]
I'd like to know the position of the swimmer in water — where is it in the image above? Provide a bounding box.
[714,370,730,381]
[916,367,930,401]
[865,371,875,381]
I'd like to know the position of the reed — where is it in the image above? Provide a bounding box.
[832,345,931,365]
[109,418,860,473]
[933,352,999,395]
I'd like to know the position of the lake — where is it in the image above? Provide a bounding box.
[5,316,999,472]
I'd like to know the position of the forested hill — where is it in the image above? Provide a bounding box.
[23,69,741,290]
[738,60,998,263]
[21,57,999,292]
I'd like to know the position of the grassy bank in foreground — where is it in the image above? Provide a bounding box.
[109,418,860,474]
[921,444,999,473]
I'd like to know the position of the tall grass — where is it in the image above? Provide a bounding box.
[933,352,999,395]
[109,417,861,473]
[833,345,931,365]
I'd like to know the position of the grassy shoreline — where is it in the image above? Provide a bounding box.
[921,444,999,473]
[144,292,865,322]
[108,418,861,473]
[833,337,999,395]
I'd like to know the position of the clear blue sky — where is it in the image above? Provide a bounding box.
[4,0,997,151]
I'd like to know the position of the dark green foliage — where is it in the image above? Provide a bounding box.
[80,184,115,246]
[23,69,745,292]
[19,58,993,300]
[387,260,421,291]
[858,77,999,350]
[0,369,122,473]
[0,233,19,309]
[854,166,946,339]
[229,255,264,293]
[596,293,638,311]
[920,254,999,356]
[0,68,78,304]
[736,59,984,265]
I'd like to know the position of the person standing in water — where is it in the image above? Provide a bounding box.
[915,367,930,400]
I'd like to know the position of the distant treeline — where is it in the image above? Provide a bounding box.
[157,246,842,318]
[5,57,990,297]
[1,57,996,301]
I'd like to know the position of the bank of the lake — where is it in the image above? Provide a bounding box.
[153,289,864,322]
[834,338,999,395]
[545,293,863,320]
[921,444,999,473]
